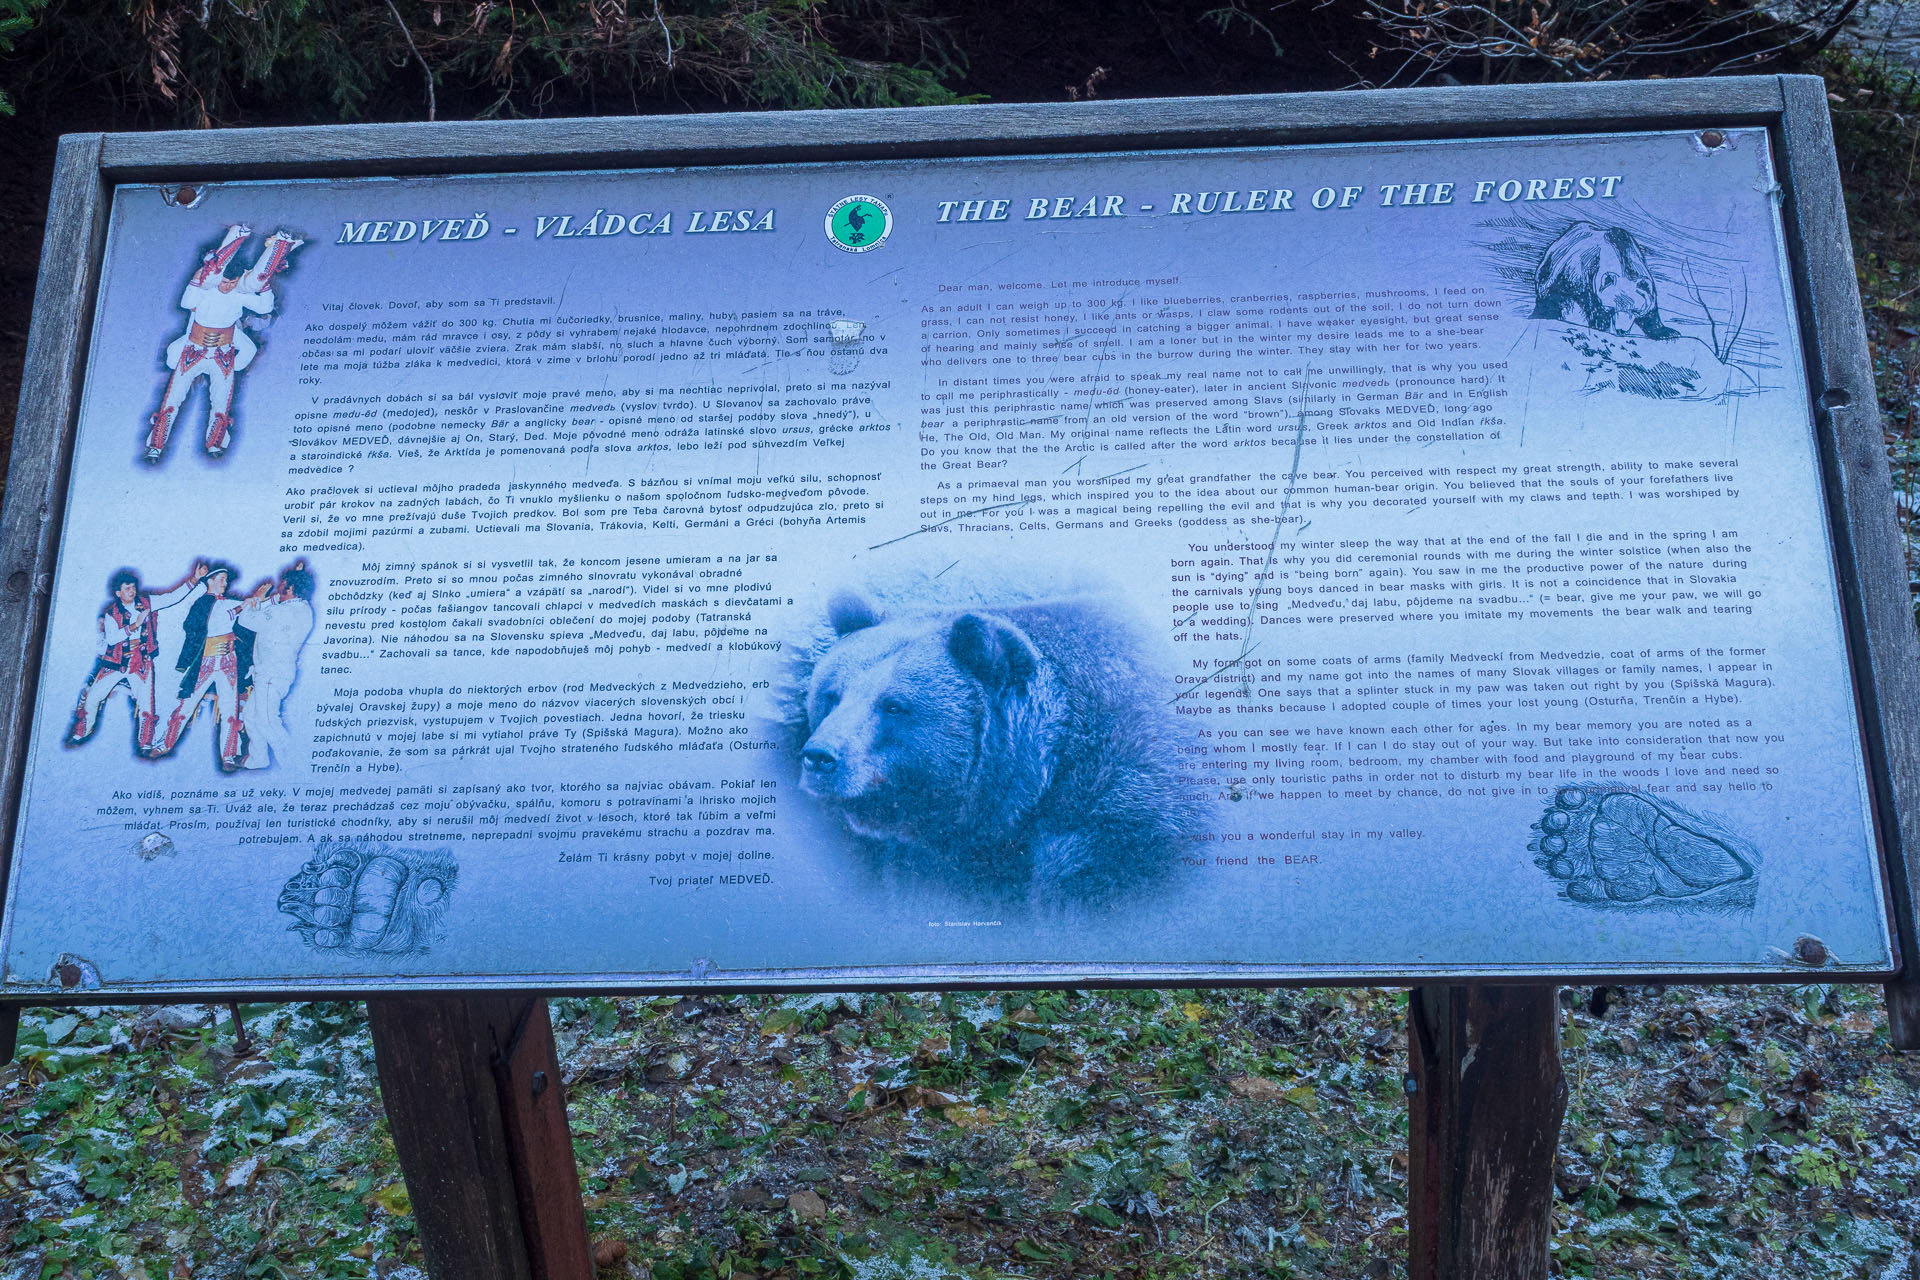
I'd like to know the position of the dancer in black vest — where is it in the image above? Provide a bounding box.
[154,563,265,768]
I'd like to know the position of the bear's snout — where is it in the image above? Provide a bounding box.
[798,725,867,800]
[1598,278,1654,332]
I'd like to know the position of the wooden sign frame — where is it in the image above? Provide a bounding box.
[0,74,1914,1039]
[0,75,1915,1280]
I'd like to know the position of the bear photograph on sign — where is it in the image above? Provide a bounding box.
[779,563,1210,906]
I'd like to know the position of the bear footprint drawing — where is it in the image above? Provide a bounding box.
[1531,783,1758,911]
[278,843,458,955]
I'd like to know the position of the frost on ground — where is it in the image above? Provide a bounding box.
[0,984,1915,1279]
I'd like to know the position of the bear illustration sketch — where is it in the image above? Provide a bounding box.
[798,592,1207,899]
[1516,222,1757,402]
[1530,223,1676,339]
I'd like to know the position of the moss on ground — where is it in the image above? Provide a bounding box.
[2,984,1916,1278]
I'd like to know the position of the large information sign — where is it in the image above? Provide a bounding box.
[0,102,1907,995]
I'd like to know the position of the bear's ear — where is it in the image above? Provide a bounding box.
[827,590,881,636]
[949,613,1041,692]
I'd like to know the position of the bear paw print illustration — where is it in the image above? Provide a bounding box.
[278,843,459,955]
[1531,784,1758,911]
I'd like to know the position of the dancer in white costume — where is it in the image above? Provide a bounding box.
[235,561,315,770]
[146,225,304,462]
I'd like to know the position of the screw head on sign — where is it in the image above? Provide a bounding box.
[1793,935,1829,966]
[1700,129,1725,149]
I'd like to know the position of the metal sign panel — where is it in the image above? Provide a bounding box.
[0,84,1910,997]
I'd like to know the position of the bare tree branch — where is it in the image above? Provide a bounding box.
[1350,0,1861,85]
[384,0,437,120]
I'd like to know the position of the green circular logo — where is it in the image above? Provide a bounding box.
[825,195,892,253]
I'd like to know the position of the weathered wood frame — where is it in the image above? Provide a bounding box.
[1,76,1914,1031]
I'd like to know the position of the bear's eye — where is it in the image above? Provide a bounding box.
[878,697,911,717]
[814,689,840,714]
[1599,272,1618,290]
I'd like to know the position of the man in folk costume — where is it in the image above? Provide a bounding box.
[146,225,304,463]
[154,563,270,770]
[234,561,315,770]
[65,564,207,753]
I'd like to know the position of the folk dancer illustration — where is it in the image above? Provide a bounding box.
[64,564,205,752]
[234,561,315,770]
[153,563,269,770]
[146,225,304,463]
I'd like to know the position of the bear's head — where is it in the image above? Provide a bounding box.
[1531,224,1676,339]
[799,592,1048,849]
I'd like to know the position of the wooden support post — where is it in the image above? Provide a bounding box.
[368,995,594,1280]
[489,996,599,1276]
[0,1005,16,1065]
[1407,985,1566,1280]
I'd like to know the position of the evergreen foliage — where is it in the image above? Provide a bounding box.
[0,0,40,116]
[4,0,972,126]
[0,0,1849,129]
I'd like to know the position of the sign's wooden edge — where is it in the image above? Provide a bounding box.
[0,134,109,999]
[0,961,1894,1008]
[95,77,1788,181]
[1,76,1913,1017]
[1773,78,1920,1044]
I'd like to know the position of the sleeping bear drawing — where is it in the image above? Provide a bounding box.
[1531,223,1677,338]
[798,593,1207,901]
[1518,221,1756,402]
